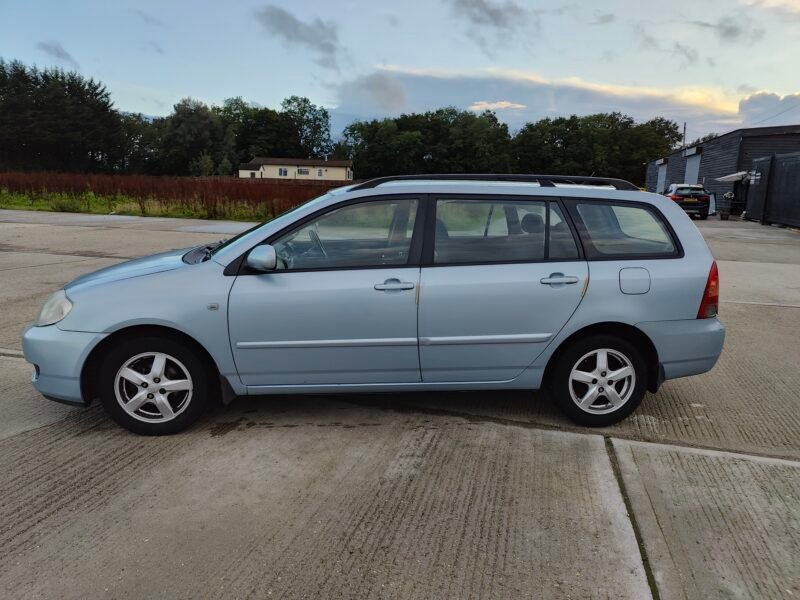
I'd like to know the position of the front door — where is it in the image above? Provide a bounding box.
[228,196,422,386]
[418,196,587,382]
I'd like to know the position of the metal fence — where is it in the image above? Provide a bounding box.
[746,152,800,228]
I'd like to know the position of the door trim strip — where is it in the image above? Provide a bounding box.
[236,338,418,349]
[419,333,552,346]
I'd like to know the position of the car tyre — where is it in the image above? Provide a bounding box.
[98,336,210,435]
[550,334,647,427]
[699,211,709,220]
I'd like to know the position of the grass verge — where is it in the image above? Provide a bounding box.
[0,189,272,221]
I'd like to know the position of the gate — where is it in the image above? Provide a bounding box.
[746,156,771,221]
[745,152,800,227]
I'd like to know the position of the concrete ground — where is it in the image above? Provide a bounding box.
[0,209,798,599]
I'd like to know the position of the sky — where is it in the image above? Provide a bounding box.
[1,0,800,140]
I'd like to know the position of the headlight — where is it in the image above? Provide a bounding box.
[36,290,73,327]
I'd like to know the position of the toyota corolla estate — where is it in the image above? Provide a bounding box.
[23,175,725,435]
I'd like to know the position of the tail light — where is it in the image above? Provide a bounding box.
[669,194,682,201]
[698,195,710,201]
[697,261,719,319]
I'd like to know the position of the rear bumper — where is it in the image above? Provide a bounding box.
[637,317,725,381]
[677,201,709,214]
[22,325,107,406]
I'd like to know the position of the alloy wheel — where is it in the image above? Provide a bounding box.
[568,348,636,415]
[114,352,193,423]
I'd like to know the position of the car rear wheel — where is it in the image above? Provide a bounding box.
[550,335,647,426]
[98,336,210,435]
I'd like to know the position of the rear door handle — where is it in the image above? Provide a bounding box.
[374,278,415,291]
[540,274,579,285]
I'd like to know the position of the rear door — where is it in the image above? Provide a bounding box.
[417,195,588,382]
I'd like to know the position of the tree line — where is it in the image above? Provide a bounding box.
[1,59,682,185]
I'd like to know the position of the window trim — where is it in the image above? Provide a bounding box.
[232,194,426,276]
[562,197,684,261]
[421,194,583,267]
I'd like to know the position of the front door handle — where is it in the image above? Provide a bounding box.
[540,273,579,286]
[374,278,415,291]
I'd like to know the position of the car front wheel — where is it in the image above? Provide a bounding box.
[550,335,647,427]
[98,336,210,435]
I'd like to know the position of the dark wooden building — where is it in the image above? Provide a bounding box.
[645,125,800,202]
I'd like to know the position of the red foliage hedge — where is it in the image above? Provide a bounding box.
[0,171,347,217]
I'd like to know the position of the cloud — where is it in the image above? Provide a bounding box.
[739,92,800,126]
[737,83,759,95]
[384,11,400,27]
[673,42,699,66]
[744,0,800,18]
[344,72,408,112]
[445,0,571,55]
[148,41,165,55]
[254,5,342,70]
[591,11,615,25]
[35,41,79,69]
[689,17,765,43]
[332,66,741,135]
[447,0,527,31]
[132,9,167,27]
[600,49,617,62]
[469,100,526,111]
[633,24,661,51]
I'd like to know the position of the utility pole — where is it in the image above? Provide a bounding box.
[683,122,687,148]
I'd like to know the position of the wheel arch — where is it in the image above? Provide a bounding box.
[80,324,222,406]
[542,322,662,393]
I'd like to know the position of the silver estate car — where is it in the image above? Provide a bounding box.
[23,175,725,435]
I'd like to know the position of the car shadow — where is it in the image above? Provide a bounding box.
[204,389,576,436]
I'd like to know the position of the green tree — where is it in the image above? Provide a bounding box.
[159,98,233,175]
[0,59,123,171]
[119,113,166,174]
[513,113,681,186]
[340,107,512,178]
[189,152,214,176]
[689,132,719,146]
[217,156,233,176]
[215,97,303,164]
[281,95,333,158]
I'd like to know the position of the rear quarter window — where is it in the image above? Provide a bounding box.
[566,200,678,259]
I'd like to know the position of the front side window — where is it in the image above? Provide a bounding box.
[272,198,418,270]
[433,198,578,264]
[568,201,677,258]
[317,168,324,177]
[278,168,288,177]
[297,168,310,176]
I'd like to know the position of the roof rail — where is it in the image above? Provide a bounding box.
[351,174,639,191]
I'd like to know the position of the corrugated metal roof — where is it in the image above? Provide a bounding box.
[652,124,800,163]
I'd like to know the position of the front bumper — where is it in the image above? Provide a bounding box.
[22,325,107,406]
[637,317,725,381]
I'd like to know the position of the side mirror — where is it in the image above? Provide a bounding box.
[246,245,277,272]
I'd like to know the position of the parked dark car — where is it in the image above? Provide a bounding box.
[664,184,710,220]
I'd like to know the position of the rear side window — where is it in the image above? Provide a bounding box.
[432,198,579,264]
[548,203,579,260]
[567,201,678,258]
